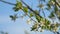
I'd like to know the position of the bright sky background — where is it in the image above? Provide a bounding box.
[0,0,54,34]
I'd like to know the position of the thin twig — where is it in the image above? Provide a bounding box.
[0,0,15,5]
[21,0,42,18]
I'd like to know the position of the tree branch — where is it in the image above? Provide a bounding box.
[0,0,15,5]
[21,0,42,18]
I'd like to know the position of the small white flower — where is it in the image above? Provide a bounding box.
[53,27,58,32]
[26,18,31,24]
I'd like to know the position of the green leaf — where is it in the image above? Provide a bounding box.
[47,3,51,9]
[30,13,33,17]
[38,4,44,8]
[23,7,28,13]
[13,1,22,12]
[46,20,50,25]
[47,4,51,8]
[16,1,22,9]
[41,26,46,29]
[49,12,55,18]
[31,24,38,31]
[35,15,41,22]
[13,7,19,11]
[54,6,58,12]
[34,10,39,15]
[10,14,18,21]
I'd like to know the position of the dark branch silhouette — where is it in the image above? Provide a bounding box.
[0,0,15,5]
[21,0,42,18]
